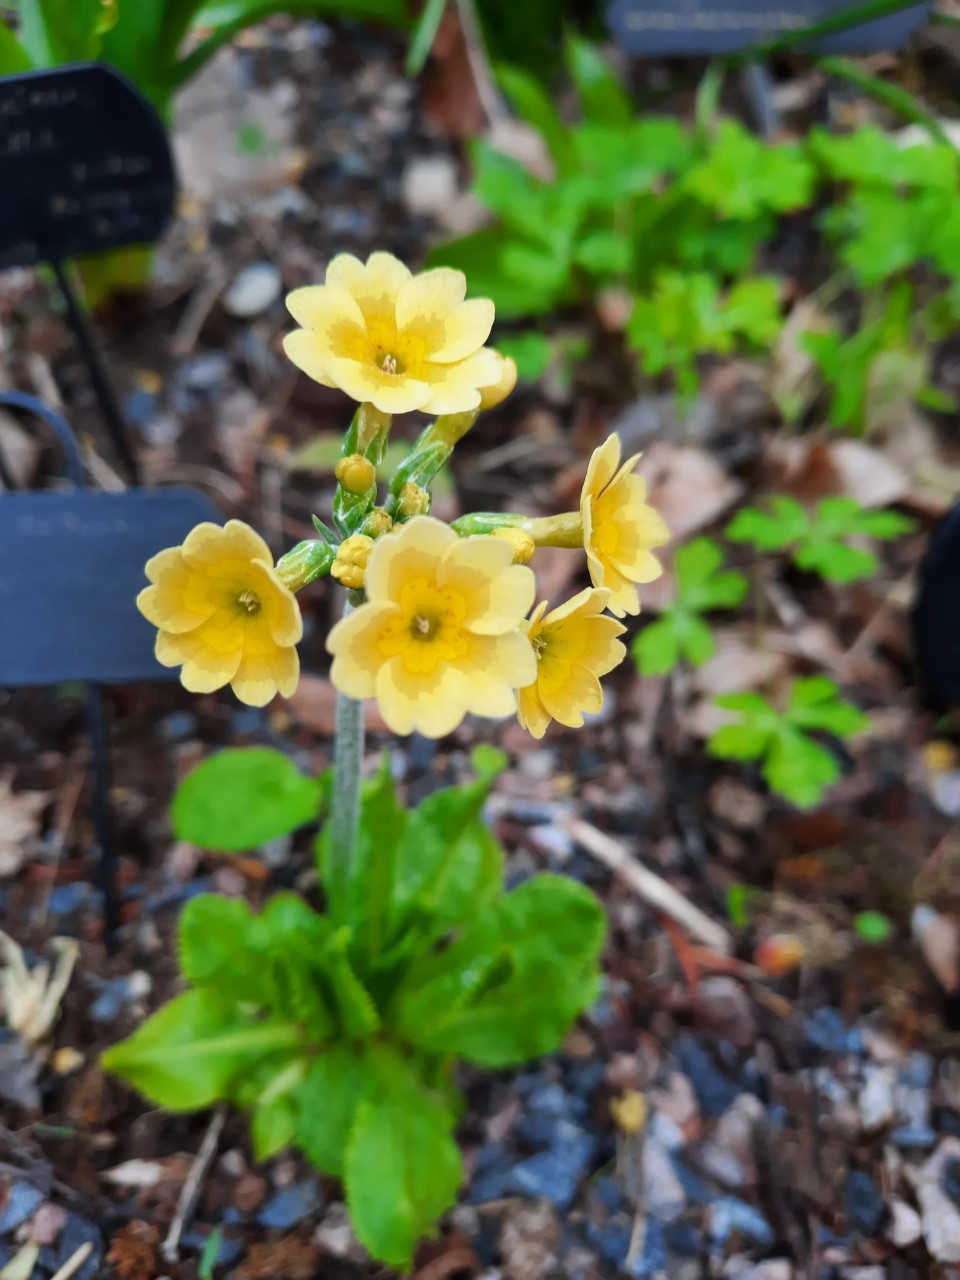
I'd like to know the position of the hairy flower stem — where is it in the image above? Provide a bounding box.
[327,598,365,918]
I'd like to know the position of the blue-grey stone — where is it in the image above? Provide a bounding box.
[181,1228,244,1266]
[843,1170,885,1235]
[664,1220,703,1258]
[669,1156,713,1206]
[586,1218,632,1265]
[47,883,92,917]
[468,1142,513,1203]
[551,1122,598,1179]
[709,1196,774,1247]
[672,1035,740,1118]
[37,1214,102,1280]
[0,1182,43,1233]
[899,1052,934,1088]
[257,1181,322,1229]
[160,712,198,741]
[594,1176,623,1212]
[890,1124,936,1149]
[627,1218,668,1279]
[509,1153,579,1209]
[89,976,139,1023]
[805,1008,862,1056]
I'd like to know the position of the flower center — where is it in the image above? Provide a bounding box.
[380,353,399,376]
[531,633,547,659]
[238,589,261,615]
[410,613,438,640]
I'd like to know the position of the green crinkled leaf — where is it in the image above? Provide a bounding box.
[726,497,808,550]
[676,613,716,667]
[685,120,814,219]
[172,748,322,851]
[325,929,381,1039]
[494,331,553,382]
[345,1047,462,1269]
[794,539,877,583]
[787,677,868,736]
[386,777,503,952]
[297,1044,375,1176]
[676,537,749,611]
[428,228,564,320]
[102,990,304,1111]
[564,35,631,126]
[393,875,604,1067]
[497,63,577,175]
[632,617,680,676]
[707,721,771,761]
[763,729,840,809]
[179,894,256,989]
[325,759,406,962]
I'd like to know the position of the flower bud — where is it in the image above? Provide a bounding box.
[398,482,431,519]
[489,526,535,564]
[331,534,375,591]
[478,353,518,411]
[335,453,376,495]
[364,507,394,537]
[610,1090,647,1135]
[276,539,336,590]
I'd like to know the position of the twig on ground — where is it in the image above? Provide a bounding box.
[452,0,508,125]
[564,818,733,953]
[161,1105,227,1264]
[48,1243,93,1280]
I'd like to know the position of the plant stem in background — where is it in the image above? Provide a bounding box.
[817,56,950,143]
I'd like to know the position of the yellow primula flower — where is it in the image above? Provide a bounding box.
[581,435,669,617]
[137,521,302,708]
[283,251,502,416]
[327,516,536,738]
[517,588,626,739]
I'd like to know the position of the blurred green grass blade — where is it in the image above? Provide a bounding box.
[405,0,446,75]
[818,54,949,143]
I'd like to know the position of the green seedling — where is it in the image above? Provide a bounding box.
[632,537,748,676]
[708,676,868,808]
[726,495,915,584]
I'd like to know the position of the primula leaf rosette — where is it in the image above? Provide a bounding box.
[137,520,302,707]
[283,252,503,415]
[327,516,536,738]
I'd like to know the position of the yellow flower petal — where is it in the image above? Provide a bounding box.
[364,517,457,604]
[579,436,668,617]
[328,517,536,739]
[539,662,603,728]
[439,538,535,636]
[321,356,433,414]
[285,283,367,343]
[395,267,466,332]
[517,682,551,739]
[249,558,303,646]
[328,602,400,700]
[282,252,499,414]
[429,298,496,364]
[375,656,468,738]
[518,586,626,735]
[139,521,302,705]
[282,329,338,389]
[231,618,300,707]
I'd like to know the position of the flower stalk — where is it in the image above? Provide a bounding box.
[327,680,365,920]
[451,510,584,548]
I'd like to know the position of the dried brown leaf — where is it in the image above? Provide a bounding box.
[637,443,743,543]
[912,905,960,995]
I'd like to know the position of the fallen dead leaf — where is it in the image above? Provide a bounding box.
[284,675,388,735]
[693,629,789,698]
[106,1221,160,1280]
[638,443,743,543]
[828,438,910,508]
[912,904,960,994]
[0,775,48,878]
